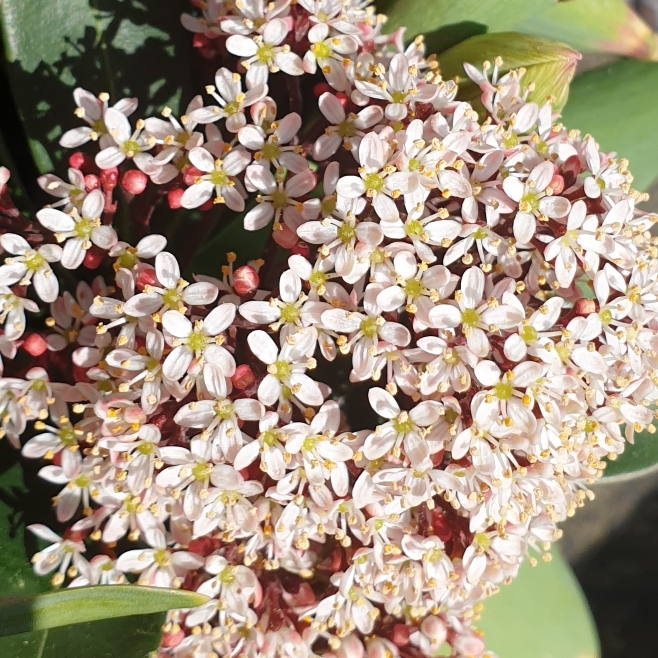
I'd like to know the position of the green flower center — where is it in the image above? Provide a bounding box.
[474,532,491,550]
[443,348,459,365]
[404,278,422,299]
[360,317,378,339]
[599,309,612,325]
[58,427,78,448]
[154,549,170,567]
[271,190,289,209]
[187,332,208,353]
[92,119,107,135]
[519,192,539,213]
[503,133,519,148]
[408,158,421,172]
[214,400,234,420]
[494,381,513,401]
[272,360,292,381]
[337,223,356,244]
[370,248,385,264]
[280,303,300,324]
[122,140,140,156]
[556,345,571,362]
[261,142,281,161]
[74,218,95,240]
[116,251,139,270]
[210,169,229,187]
[321,197,336,216]
[391,91,407,104]
[137,442,155,456]
[393,415,413,435]
[444,408,459,425]
[473,227,488,240]
[146,357,160,372]
[337,120,356,139]
[461,308,480,328]
[536,141,549,155]
[219,567,236,585]
[309,271,327,288]
[162,289,182,309]
[426,547,443,562]
[256,44,275,64]
[405,220,424,239]
[302,436,318,452]
[24,251,46,272]
[312,42,332,60]
[224,101,240,116]
[520,325,538,344]
[261,430,277,447]
[364,173,384,194]
[192,461,212,482]
[74,474,91,489]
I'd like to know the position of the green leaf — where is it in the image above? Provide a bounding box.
[561,59,658,192]
[602,428,658,481]
[515,0,658,60]
[0,612,166,658]
[375,0,556,54]
[0,0,194,175]
[439,33,580,112]
[477,551,599,658]
[0,586,207,637]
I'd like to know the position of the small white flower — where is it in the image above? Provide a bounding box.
[0,286,38,340]
[37,168,87,211]
[95,109,156,170]
[28,524,85,586]
[37,190,117,269]
[303,25,359,92]
[0,234,61,302]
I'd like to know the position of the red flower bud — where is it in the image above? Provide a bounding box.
[192,34,211,50]
[135,266,159,291]
[233,265,260,297]
[83,247,104,270]
[574,299,596,316]
[232,364,256,390]
[313,83,332,98]
[161,629,185,649]
[22,333,47,357]
[198,198,214,212]
[100,167,119,191]
[391,625,410,647]
[290,241,310,259]
[335,92,349,109]
[68,152,92,172]
[167,188,184,210]
[121,169,148,195]
[183,166,203,187]
[84,174,100,192]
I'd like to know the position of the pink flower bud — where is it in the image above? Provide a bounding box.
[453,633,485,656]
[121,170,148,195]
[135,266,158,291]
[84,174,100,192]
[314,82,332,98]
[183,166,203,187]
[391,625,410,647]
[290,242,310,259]
[337,635,365,658]
[574,299,596,316]
[168,188,184,209]
[232,364,256,390]
[100,167,119,191]
[233,265,259,296]
[22,333,47,357]
[420,616,447,645]
[83,247,104,270]
[161,628,185,649]
[68,152,89,171]
[273,224,298,249]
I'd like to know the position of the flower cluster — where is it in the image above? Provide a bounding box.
[1,1,657,658]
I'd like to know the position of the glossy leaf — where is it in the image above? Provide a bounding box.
[602,428,658,481]
[477,551,599,658]
[561,59,658,192]
[375,0,556,54]
[439,33,580,111]
[0,0,195,175]
[0,586,207,637]
[515,0,658,60]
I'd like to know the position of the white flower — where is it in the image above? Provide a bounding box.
[28,524,85,586]
[123,251,218,319]
[354,54,438,120]
[69,555,127,587]
[313,92,383,160]
[181,145,251,210]
[234,411,288,479]
[115,529,204,588]
[37,190,117,269]
[226,19,304,89]
[37,168,87,211]
[503,161,571,245]
[0,234,61,302]
[220,0,291,36]
[189,68,268,133]
[0,286,38,340]
[95,109,155,170]
[416,336,478,395]
[303,24,359,92]
[59,88,137,149]
[161,304,237,381]
[109,234,167,272]
[243,167,316,231]
[362,388,441,467]
[247,328,324,411]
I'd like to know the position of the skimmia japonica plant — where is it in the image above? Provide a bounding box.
[0,0,656,656]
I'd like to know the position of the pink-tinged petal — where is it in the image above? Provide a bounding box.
[368,388,399,419]
[571,346,607,375]
[162,310,193,338]
[373,194,399,222]
[318,92,345,124]
[438,170,471,198]
[263,17,288,46]
[223,148,251,176]
[354,105,384,129]
[95,147,126,170]
[226,35,259,58]
[244,203,274,230]
[286,170,316,197]
[312,133,341,161]
[123,293,162,317]
[274,113,302,144]
[567,199,587,230]
[104,107,132,141]
[474,361,502,387]
[238,125,266,150]
[538,195,570,219]
[584,176,602,199]
[363,427,396,460]
[376,285,405,312]
[188,147,215,173]
[297,221,337,244]
[37,208,76,233]
[461,266,484,308]
[245,164,276,193]
[359,132,386,171]
[224,186,246,212]
[274,51,304,76]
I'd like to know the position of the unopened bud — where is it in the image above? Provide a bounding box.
[68,152,94,173]
[232,364,256,390]
[22,333,48,357]
[135,266,159,291]
[290,241,310,259]
[167,188,184,209]
[574,298,596,316]
[183,166,203,187]
[548,173,564,196]
[273,224,299,250]
[337,635,365,658]
[100,167,119,191]
[313,83,332,98]
[233,265,259,297]
[161,628,185,649]
[121,170,148,195]
[420,616,447,644]
[391,624,410,647]
[84,174,100,192]
[83,247,104,270]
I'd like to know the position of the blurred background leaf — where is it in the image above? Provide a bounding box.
[514,0,658,59]
[603,427,658,481]
[477,551,600,658]
[561,59,658,192]
[439,33,580,111]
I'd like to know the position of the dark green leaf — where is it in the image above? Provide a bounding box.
[477,551,600,658]
[561,59,658,192]
[1,0,195,175]
[0,586,207,637]
[514,0,658,60]
[0,612,165,658]
[375,0,556,54]
[439,33,579,112]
